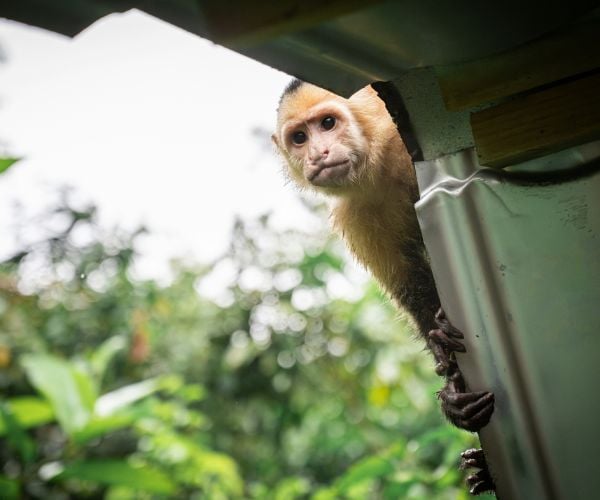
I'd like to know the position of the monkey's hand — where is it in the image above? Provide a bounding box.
[461,448,496,495]
[438,369,495,432]
[429,309,496,496]
[429,308,495,431]
[427,308,465,376]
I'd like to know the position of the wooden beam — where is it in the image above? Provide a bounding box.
[471,72,600,168]
[436,17,600,111]
[198,0,386,47]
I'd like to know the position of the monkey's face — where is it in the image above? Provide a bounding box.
[274,88,369,194]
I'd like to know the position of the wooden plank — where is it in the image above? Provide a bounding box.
[198,0,385,47]
[436,17,600,111]
[471,72,600,168]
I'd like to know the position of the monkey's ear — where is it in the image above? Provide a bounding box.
[271,133,283,153]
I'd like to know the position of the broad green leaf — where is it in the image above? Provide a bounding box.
[72,364,98,410]
[57,460,176,494]
[74,402,155,444]
[88,336,127,386]
[74,414,136,444]
[94,378,162,416]
[21,354,95,435]
[0,402,36,462]
[0,158,19,175]
[0,475,19,499]
[0,397,54,435]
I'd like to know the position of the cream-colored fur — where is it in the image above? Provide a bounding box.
[274,83,421,301]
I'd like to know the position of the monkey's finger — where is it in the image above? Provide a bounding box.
[467,473,495,496]
[440,321,464,339]
[434,308,465,339]
[439,391,495,431]
[439,390,491,406]
[428,329,466,352]
[440,391,494,417]
[460,448,487,470]
[462,458,480,469]
[456,401,495,432]
[461,448,496,495]
[461,448,482,458]
[434,361,448,377]
[429,341,453,376]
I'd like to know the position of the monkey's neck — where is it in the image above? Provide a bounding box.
[331,176,420,287]
[331,176,440,335]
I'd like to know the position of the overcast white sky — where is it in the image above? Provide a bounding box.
[0,10,324,280]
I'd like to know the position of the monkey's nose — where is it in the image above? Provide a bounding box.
[310,149,328,162]
[313,150,329,162]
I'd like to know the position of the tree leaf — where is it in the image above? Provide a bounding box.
[0,397,54,435]
[73,414,136,444]
[88,336,127,386]
[0,402,37,462]
[0,475,19,499]
[57,460,176,494]
[21,354,95,435]
[0,158,19,175]
[74,402,154,444]
[94,378,162,417]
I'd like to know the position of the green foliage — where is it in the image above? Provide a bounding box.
[21,354,96,435]
[57,460,177,494]
[0,475,20,500]
[0,401,37,463]
[0,157,19,175]
[0,195,493,499]
[0,397,54,434]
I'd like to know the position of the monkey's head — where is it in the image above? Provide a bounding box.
[273,80,383,196]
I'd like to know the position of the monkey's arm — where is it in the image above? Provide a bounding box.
[398,250,495,495]
[397,244,495,494]
[398,245,495,432]
[433,309,495,433]
[370,79,497,436]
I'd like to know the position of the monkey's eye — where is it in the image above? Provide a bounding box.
[321,116,336,130]
[291,131,307,145]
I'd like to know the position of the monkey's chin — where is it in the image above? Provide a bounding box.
[309,161,351,188]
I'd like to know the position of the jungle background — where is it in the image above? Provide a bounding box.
[0,157,493,499]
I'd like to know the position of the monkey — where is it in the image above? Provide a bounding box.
[272,80,496,495]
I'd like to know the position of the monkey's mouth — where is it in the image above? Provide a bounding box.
[308,161,350,186]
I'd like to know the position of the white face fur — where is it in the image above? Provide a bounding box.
[276,98,369,193]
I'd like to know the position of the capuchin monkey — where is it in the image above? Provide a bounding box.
[273,80,496,495]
